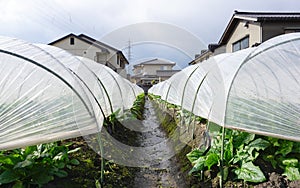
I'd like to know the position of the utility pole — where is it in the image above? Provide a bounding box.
[126,39,132,62]
[124,39,133,76]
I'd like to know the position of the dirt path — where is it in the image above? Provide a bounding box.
[132,98,187,188]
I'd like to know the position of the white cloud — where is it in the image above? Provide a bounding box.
[1,0,300,62]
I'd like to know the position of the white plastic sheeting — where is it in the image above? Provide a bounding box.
[78,56,143,114]
[149,33,300,141]
[0,36,143,150]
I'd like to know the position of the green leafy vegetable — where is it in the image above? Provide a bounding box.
[234,162,266,183]
[0,142,80,187]
[283,167,300,181]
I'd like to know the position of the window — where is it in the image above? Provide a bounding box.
[232,36,249,52]
[70,37,74,45]
[160,65,167,70]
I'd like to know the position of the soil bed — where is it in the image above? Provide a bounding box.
[44,96,300,188]
[45,96,190,187]
[131,97,188,187]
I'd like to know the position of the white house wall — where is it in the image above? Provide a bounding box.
[133,66,143,75]
[52,37,121,69]
[143,64,173,75]
[226,21,261,52]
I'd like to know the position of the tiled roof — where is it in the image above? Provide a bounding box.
[234,11,300,21]
[49,33,110,53]
[77,34,119,52]
[218,11,300,45]
[134,58,176,67]
[48,33,129,64]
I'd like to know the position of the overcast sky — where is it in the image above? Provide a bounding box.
[1,0,300,68]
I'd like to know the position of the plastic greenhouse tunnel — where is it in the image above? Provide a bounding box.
[149,32,300,142]
[0,36,143,151]
[148,32,300,186]
[1,31,300,187]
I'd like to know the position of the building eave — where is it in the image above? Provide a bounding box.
[117,51,129,64]
[135,58,176,66]
[48,33,77,45]
[49,33,130,65]
[78,34,120,52]
[218,10,300,45]
[49,33,109,52]
[188,60,196,65]
[234,15,258,22]
[189,49,212,65]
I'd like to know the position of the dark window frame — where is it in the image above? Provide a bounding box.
[70,37,75,45]
[232,35,249,52]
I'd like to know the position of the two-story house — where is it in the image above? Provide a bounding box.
[49,33,129,78]
[131,58,179,86]
[190,11,300,64]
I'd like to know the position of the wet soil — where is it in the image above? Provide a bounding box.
[131,98,188,187]
[45,96,300,188]
[45,97,190,187]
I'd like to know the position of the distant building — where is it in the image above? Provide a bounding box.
[131,58,179,86]
[49,33,129,78]
[190,11,300,65]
